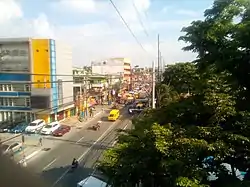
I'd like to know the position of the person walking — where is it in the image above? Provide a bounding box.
[38,137,43,147]
[21,135,25,145]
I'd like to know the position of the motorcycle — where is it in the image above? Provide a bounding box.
[92,121,101,131]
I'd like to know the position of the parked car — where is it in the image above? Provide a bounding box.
[9,122,29,133]
[0,121,15,133]
[52,125,71,137]
[40,121,61,135]
[25,119,46,133]
[1,142,23,155]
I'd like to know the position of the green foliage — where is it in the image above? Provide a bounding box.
[98,0,250,186]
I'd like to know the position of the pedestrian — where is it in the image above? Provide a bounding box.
[39,137,43,146]
[21,134,25,144]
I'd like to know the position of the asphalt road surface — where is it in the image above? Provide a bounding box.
[27,109,132,187]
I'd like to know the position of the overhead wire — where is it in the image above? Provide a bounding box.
[131,0,149,37]
[109,0,149,54]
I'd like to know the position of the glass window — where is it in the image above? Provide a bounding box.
[11,50,19,56]
[51,51,56,58]
[19,50,28,56]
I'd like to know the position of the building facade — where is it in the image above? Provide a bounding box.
[0,38,74,124]
[110,57,131,84]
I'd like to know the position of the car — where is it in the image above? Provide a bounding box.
[9,122,28,133]
[25,119,46,133]
[52,125,71,137]
[1,142,23,155]
[0,121,15,133]
[40,121,61,135]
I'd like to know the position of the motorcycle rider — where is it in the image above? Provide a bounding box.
[72,158,79,168]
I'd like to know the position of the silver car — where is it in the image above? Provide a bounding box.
[1,142,23,155]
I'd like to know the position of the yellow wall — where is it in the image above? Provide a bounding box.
[31,39,51,88]
[36,114,49,123]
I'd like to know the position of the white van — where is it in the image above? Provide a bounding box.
[25,119,46,133]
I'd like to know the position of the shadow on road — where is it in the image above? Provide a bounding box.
[41,165,95,187]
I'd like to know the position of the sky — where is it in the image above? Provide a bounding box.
[0,0,214,67]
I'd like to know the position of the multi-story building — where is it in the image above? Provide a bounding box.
[110,57,131,84]
[91,59,123,84]
[0,38,74,124]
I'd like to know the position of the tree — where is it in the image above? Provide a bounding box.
[179,0,250,110]
[179,0,250,183]
[163,62,199,94]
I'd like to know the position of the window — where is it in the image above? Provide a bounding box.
[11,50,19,56]
[10,143,19,149]
[57,79,63,105]
[19,50,28,56]
[0,98,3,106]
[0,84,3,91]
[24,85,30,92]
[25,98,30,107]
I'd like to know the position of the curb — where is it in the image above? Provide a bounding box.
[18,149,42,164]
[0,133,21,144]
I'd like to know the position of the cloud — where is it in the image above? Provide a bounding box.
[52,0,97,13]
[0,0,196,67]
[0,0,23,23]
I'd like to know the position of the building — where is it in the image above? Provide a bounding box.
[91,57,131,89]
[0,38,74,124]
[110,57,131,84]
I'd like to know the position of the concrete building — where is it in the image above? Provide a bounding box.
[91,58,131,87]
[0,38,74,124]
[110,57,131,84]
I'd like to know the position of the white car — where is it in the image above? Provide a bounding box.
[40,121,61,135]
[25,119,46,133]
[1,142,23,155]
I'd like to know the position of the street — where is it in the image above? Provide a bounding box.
[25,109,132,187]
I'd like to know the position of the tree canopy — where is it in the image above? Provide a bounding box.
[98,0,250,186]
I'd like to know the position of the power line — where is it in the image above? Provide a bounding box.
[0,80,75,84]
[131,0,149,37]
[0,72,121,77]
[109,0,148,53]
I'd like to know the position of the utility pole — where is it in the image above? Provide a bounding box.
[152,61,156,109]
[157,34,160,82]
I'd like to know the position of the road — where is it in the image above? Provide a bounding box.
[27,109,132,187]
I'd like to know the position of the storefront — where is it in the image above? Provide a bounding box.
[57,111,64,121]
[70,108,76,116]
[50,114,55,122]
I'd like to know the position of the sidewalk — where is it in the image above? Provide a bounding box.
[60,105,109,127]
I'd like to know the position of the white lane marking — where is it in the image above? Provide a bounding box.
[111,140,117,147]
[43,158,57,171]
[76,136,84,144]
[52,116,123,187]
[123,124,128,130]
[112,123,129,147]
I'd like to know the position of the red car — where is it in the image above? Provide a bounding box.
[52,125,71,137]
